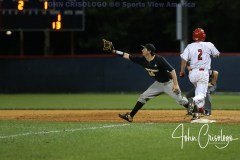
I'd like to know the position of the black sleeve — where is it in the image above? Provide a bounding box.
[160,57,174,72]
[129,55,145,65]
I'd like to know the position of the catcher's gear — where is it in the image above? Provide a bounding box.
[102,39,115,52]
[193,28,206,41]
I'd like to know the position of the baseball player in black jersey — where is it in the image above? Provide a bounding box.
[102,39,188,122]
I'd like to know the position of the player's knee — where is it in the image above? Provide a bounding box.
[138,94,149,104]
[176,97,188,106]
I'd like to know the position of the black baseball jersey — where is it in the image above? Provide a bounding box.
[129,55,174,83]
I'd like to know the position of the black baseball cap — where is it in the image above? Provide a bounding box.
[141,43,156,53]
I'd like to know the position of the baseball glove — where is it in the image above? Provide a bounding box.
[102,39,115,52]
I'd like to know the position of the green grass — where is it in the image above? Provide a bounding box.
[0,121,240,160]
[0,93,240,110]
[1,94,239,160]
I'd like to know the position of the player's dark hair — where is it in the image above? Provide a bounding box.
[141,43,156,55]
[149,51,155,56]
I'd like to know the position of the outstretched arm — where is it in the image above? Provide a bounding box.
[102,39,130,60]
[112,50,130,60]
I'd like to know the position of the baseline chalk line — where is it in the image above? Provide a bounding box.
[0,124,130,139]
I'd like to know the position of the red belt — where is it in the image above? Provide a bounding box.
[190,68,205,71]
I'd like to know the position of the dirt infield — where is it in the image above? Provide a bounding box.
[0,110,240,123]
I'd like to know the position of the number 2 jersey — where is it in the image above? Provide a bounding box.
[129,55,174,83]
[180,42,220,70]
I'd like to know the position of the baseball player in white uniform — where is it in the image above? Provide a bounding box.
[180,28,220,120]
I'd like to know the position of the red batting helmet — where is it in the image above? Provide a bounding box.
[193,28,206,41]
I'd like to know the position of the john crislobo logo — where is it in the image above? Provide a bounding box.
[171,123,239,149]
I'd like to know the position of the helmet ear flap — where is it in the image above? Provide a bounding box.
[203,33,206,41]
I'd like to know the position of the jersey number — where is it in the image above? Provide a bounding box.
[198,49,203,60]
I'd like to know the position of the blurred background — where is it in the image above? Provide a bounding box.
[0,0,240,93]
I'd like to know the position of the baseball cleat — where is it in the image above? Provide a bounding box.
[204,110,212,116]
[186,111,192,116]
[191,113,200,120]
[191,103,200,120]
[118,112,133,122]
[198,107,205,117]
[198,107,205,114]
[184,103,192,115]
[187,98,195,114]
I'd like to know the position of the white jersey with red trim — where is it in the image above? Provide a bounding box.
[180,42,220,70]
